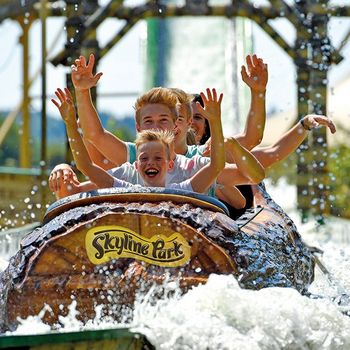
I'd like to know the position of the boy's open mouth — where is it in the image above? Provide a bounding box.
[145,168,159,177]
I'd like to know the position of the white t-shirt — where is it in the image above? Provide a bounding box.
[108,154,210,186]
[113,178,193,191]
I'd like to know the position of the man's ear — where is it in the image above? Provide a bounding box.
[187,117,193,127]
[136,123,141,132]
[168,159,174,171]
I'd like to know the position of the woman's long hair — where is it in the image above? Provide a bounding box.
[192,94,211,145]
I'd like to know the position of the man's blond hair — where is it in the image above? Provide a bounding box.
[134,87,178,125]
[169,88,192,121]
[135,130,174,160]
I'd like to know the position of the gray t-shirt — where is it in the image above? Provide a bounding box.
[113,178,193,191]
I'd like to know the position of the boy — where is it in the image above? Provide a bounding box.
[68,129,224,193]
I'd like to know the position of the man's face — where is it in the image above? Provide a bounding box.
[135,141,173,187]
[174,103,192,143]
[190,101,206,144]
[137,104,175,132]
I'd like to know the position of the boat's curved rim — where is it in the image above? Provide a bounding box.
[43,187,229,224]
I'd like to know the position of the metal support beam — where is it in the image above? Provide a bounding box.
[50,2,285,67]
[254,19,296,59]
[51,0,123,66]
[100,17,140,59]
[295,53,311,220]
[308,0,331,222]
[18,16,33,168]
[40,0,48,210]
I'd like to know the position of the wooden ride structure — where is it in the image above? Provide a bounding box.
[0,186,315,332]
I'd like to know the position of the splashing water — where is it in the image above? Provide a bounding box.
[7,270,350,349]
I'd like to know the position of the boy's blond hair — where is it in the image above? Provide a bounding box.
[135,130,174,160]
[169,87,193,121]
[134,87,178,125]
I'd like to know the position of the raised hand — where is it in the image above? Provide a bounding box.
[51,88,76,124]
[241,54,268,93]
[196,88,223,123]
[302,114,336,134]
[71,54,103,91]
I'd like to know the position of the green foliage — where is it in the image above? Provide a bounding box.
[328,144,350,218]
[106,118,135,142]
[267,144,350,219]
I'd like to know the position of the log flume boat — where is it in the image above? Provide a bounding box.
[0,184,315,332]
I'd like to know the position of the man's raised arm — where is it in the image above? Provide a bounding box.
[71,53,129,166]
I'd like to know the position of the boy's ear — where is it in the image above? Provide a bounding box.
[134,161,139,170]
[168,159,174,171]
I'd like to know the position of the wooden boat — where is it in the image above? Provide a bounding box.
[0,185,315,332]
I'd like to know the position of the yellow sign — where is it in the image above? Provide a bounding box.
[85,225,191,267]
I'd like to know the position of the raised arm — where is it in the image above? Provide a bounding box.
[227,54,268,151]
[189,88,225,193]
[52,88,115,189]
[252,114,337,168]
[71,54,128,165]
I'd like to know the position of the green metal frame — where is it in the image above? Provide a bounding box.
[0,328,154,349]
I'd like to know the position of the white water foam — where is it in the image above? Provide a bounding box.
[132,274,350,350]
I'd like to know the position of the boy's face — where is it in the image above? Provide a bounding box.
[137,104,176,132]
[174,104,192,145]
[135,141,174,187]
